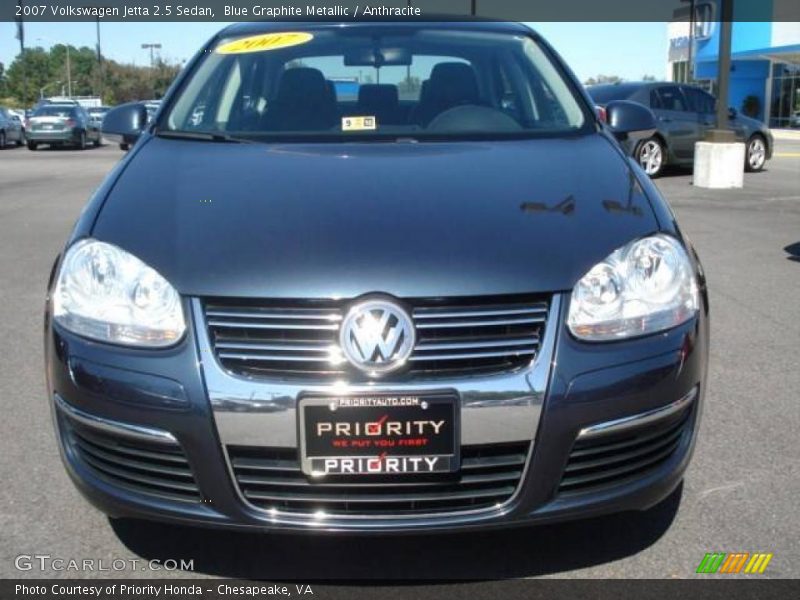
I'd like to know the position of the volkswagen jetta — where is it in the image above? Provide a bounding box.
[45,21,708,532]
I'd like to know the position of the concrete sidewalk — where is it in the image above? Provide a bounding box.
[770,128,800,141]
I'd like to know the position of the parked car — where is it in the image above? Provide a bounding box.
[47,21,708,534]
[7,108,26,123]
[26,104,102,150]
[587,82,773,176]
[87,106,111,126]
[34,97,80,111]
[0,106,26,147]
[790,111,800,128]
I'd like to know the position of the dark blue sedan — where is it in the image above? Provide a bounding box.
[45,21,708,533]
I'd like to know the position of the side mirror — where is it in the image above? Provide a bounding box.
[102,102,148,145]
[728,107,737,119]
[605,100,657,141]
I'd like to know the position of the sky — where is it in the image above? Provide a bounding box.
[0,21,668,83]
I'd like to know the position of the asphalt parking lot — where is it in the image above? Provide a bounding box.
[0,139,798,581]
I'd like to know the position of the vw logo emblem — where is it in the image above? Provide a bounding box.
[339,299,415,374]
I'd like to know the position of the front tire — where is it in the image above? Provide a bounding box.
[0,131,6,149]
[745,135,767,172]
[27,141,37,151]
[119,143,129,151]
[636,137,665,177]
[77,131,87,150]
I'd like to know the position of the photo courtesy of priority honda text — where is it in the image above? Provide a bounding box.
[44,20,709,533]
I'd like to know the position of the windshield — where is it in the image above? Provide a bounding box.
[163,27,589,140]
[34,106,77,118]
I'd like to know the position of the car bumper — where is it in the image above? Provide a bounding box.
[45,292,708,533]
[27,129,81,144]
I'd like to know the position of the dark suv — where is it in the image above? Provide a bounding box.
[46,22,708,533]
[588,82,772,177]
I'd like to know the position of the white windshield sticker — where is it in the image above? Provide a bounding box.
[342,116,377,132]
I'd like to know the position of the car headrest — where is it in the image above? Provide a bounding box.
[276,68,330,106]
[428,62,480,105]
[358,84,399,110]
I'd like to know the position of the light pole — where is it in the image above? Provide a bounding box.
[37,37,71,98]
[706,0,735,141]
[141,43,162,98]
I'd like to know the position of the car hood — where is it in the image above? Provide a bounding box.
[92,134,659,299]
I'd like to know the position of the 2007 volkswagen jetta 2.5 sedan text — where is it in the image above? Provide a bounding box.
[44,21,708,533]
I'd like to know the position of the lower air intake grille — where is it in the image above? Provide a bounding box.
[228,443,529,516]
[65,422,201,503]
[558,403,695,495]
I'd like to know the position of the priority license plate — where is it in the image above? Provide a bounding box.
[298,393,459,477]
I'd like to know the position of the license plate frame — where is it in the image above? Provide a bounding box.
[298,392,460,477]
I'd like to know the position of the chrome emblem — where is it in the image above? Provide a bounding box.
[339,300,415,374]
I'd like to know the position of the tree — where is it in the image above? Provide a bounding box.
[642,74,657,81]
[584,74,623,86]
[5,47,54,103]
[2,45,183,106]
[397,75,421,96]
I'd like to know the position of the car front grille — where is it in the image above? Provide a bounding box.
[65,421,202,503]
[558,402,695,495]
[228,442,529,516]
[203,295,549,380]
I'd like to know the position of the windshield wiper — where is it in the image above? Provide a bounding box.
[154,129,253,143]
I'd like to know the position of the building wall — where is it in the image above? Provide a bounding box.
[695,59,771,120]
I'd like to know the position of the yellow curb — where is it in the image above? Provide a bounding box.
[773,152,800,157]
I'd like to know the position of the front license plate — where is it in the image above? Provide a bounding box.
[299,393,459,477]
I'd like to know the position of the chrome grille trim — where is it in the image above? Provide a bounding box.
[228,443,529,517]
[203,296,550,379]
[412,305,547,319]
[205,308,342,321]
[207,320,340,331]
[56,397,202,503]
[414,317,545,328]
[558,389,698,495]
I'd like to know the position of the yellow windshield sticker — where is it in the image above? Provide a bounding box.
[216,32,314,55]
[342,116,377,132]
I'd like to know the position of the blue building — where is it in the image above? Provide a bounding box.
[669,2,800,127]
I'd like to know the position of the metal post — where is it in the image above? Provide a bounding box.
[687,0,695,82]
[96,18,103,100]
[16,0,26,108]
[141,43,162,98]
[66,44,72,98]
[706,0,735,141]
[406,1,411,83]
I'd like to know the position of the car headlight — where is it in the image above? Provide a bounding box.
[567,234,698,341]
[52,239,185,347]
